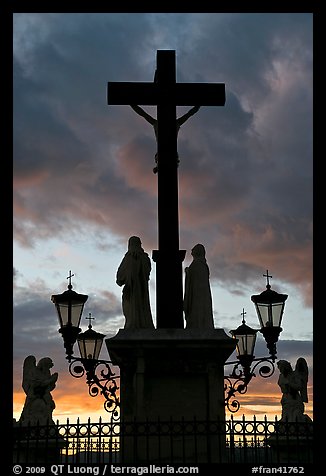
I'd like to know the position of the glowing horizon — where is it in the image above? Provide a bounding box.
[13,372,313,424]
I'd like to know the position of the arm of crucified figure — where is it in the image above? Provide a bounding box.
[176,105,201,127]
[130,105,156,126]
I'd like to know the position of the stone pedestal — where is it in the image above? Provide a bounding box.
[106,328,236,462]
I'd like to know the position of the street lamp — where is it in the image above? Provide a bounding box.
[51,273,120,418]
[224,271,288,412]
[230,309,258,382]
[51,271,88,361]
[251,270,288,360]
[77,313,106,363]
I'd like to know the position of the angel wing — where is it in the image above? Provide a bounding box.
[22,355,37,395]
[295,357,309,403]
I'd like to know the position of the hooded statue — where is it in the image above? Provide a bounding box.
[183,244,214,329]
[116,236,154,329]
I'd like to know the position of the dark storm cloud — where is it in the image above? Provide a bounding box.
[13,13,160,248]
[13,13,313,305]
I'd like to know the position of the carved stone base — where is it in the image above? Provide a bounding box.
[106,328,236,462]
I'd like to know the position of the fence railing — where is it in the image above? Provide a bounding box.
[13,415,313,465]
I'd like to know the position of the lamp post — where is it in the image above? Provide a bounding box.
[230,309,258,382]
[224,271,288,412]
[77,313,106,364]
[51,271,88,361]
[51,273,120,418]
[251,270,288,360]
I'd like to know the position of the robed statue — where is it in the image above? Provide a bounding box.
[19,355,58,426]
[116,236,154,329]
[183,244,215,329]
[277,358,312,423]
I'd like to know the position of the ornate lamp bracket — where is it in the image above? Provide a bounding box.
[68,357,120,420]
[224,357,276,413]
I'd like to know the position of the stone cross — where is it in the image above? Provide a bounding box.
[107,50,225,328]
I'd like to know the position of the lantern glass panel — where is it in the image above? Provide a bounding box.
[235,333,256,357]
[270,302,284,327]
[78,335,103,360]
[58,301,86,328]
[256,302,284,328]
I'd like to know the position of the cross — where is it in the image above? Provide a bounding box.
[67,270,75,289]
[86,312,95,329]
[263,270,273,288]
[241,308,247,324]
[107,50,225,328]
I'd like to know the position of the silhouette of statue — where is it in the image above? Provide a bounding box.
[116,236,154,329]
[130,104,200,173]
[277,358,312,423]
[183,244,214,329]
[19,355,58,426]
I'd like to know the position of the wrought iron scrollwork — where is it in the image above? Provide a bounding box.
[224,357,275,413]
[251,358,275,379]
[68,360,85,379]
[68,357,120,419]
[224,376,248,412]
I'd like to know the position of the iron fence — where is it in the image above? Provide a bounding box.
[13,415,313,465]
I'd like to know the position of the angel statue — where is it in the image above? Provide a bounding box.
[19,355,58,426]
[277,358,312,423]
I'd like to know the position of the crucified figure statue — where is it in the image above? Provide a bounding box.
[130,104,200,173]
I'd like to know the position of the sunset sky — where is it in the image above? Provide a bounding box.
[13,12,313,424]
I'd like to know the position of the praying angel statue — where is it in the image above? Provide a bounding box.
[19,355,58,426]
[277,358,312,423]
